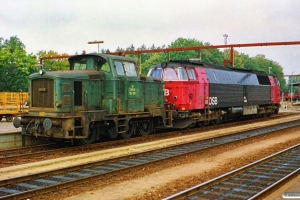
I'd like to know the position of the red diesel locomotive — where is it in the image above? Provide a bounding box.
[148,60,280,127]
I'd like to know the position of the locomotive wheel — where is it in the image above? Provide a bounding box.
[107,127,118,139]
[77,127,97,145]
[120,126,133,139]
[138,121,153,136]
[6,115,13,122]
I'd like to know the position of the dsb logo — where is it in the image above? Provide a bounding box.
[209,97,218,105]
[164,89,170,96]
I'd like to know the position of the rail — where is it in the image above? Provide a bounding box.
[0,119,299,199]
[164,144,300,200]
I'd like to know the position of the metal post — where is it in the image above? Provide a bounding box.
[88,40,104,53]
[230,47,234,66]
[223,34,228,59]
[197,50,201,61]
[291,72,293,102]
[137,54,141,74]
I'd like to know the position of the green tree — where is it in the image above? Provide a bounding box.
[167,38,224,64]
[167,38,203,60]
[0,36,37,92]
[140,53,165,75]
[37,50,69,71]
[241,53,286,91]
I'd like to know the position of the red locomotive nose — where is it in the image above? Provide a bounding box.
[161,66,209,112]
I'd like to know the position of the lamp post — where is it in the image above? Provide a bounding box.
[269,67,272,74]
[88,40,104,53]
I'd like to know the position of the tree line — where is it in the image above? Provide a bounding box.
[0,36,293,92]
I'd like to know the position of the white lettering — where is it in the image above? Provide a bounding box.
[209,97,218,105]
[164,89,170,96]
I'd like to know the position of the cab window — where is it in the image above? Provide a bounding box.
[100,63,110,72]
[72,56,109,71]
[114,61,137,76]
[187,68,197,80]
[178,67,188,80]
[94,57,110,72]
[163,68,178,80]
[124,62,137,76]
[115,61,124,75]
[148,68,162,79]
[73,58,87,70]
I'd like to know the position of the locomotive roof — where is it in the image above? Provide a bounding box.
[163,60,268,76]
[68,53,137,63]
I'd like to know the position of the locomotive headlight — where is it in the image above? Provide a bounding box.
[39,69,46,75]
[55,100,62,108]
[24,99,30,106]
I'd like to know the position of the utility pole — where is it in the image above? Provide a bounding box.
[88,40,104,53]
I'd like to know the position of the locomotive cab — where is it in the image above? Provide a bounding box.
[148,63,201,115]
[148,61,207,128]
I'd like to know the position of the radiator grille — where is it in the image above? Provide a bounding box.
[32,79,54,108]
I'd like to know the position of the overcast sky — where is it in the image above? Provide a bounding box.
[1,0,300,76]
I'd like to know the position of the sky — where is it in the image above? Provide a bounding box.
[1,0,300,76]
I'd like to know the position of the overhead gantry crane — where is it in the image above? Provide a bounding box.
[39,41,300,75]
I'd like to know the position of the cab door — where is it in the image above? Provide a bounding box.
[114,60,144,113]
[194,68,209,109]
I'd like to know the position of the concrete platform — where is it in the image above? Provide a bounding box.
[0,118,47,149]
[0,118,21,133]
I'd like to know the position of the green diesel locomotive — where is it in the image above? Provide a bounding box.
[13,53,170,145]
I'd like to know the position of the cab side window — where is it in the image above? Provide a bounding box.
[115,61,124,76]
[178,67,188,80]
[124,62,137,76]
[187,68,197,80]
[114,61,137,76]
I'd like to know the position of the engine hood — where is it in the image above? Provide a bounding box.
[29,70,104,80]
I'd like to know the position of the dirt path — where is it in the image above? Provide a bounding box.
[62,127,300,200]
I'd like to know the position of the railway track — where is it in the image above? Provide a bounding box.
[0,119,299,199]
[164,143,300,200]
[0,114,297,168]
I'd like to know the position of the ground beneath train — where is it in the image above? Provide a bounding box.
[60,125,300,200]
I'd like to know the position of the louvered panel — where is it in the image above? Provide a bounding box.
[32,79,54,108]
